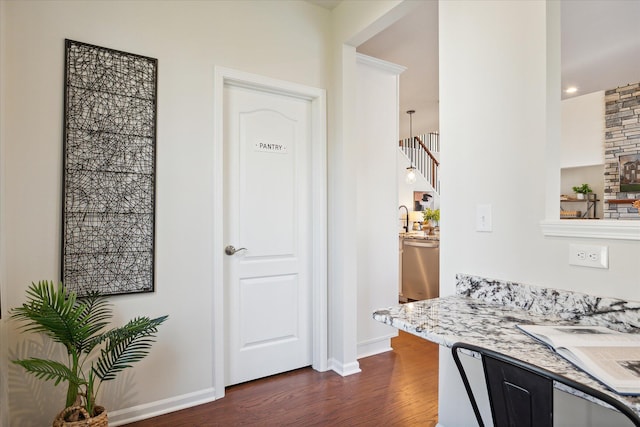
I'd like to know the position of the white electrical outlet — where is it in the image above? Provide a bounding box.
[569,244,608,269]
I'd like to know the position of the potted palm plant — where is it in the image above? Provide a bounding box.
[11,280,168,426]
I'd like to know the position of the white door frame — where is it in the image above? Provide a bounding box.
[213,66,327,398]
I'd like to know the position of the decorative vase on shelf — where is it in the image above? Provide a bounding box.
[422,221,434,236]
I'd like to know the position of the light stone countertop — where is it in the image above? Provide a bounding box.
[373,274,640,417]
[399,231,439,241]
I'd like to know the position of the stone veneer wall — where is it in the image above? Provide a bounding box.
[604,82,640,219]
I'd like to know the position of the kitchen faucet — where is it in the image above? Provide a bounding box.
[398,205,409,233]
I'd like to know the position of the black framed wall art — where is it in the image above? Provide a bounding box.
[62,39,158,296]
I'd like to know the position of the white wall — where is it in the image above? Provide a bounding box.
[439,0,639,313]
[355,54,403,358]
[0,1,330,425]
[0,0,8,425]
[560,90,606,218]
[561,91,605,168]
[438,1,639,426]
[326,0,410,376]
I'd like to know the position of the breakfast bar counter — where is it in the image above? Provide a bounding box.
[373,274,640,417]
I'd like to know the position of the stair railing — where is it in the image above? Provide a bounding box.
[399,132,440,193]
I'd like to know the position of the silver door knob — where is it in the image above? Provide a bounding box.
[225,245,247,256]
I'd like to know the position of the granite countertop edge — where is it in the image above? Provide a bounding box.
[372,278,640,415]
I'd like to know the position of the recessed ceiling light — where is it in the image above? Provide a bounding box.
[565,86,578,94]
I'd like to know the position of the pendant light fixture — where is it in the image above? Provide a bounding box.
[405,109,417,184]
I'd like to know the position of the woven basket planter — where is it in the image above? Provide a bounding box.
[52,406,108,427]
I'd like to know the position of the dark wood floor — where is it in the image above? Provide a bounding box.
[125,331,439,426]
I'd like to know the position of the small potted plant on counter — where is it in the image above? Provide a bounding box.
[11,281,168,427]
[422,208,440,235]
[572,183,592,199]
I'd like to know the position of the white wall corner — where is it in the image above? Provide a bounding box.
[357,335,395,359]
[327,358,362,377]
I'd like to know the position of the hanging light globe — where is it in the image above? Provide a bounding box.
[405,110,417,185]
[405,165,417,184]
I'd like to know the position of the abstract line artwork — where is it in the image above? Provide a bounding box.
[62,39,157,296]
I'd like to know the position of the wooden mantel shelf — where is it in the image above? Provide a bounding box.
[607,199,640,204]
[561,197,598,202]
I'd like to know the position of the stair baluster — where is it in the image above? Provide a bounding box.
[399,132,440,193]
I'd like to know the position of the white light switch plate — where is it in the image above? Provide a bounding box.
[569,244,608,269]
[476,204,492,232]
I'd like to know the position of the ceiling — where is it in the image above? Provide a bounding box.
[353,0,640,138]
[306,0,342,9]
[357,1,439,137]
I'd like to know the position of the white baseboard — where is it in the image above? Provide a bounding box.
[107,387,217,426]
[357,335,393,359]
[328,358,362,376]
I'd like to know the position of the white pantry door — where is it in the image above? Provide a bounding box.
[223,83,312,386]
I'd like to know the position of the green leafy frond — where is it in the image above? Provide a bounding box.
[11,281,86,352]
[12,357,84,387]
[93,315,168,382]
[11,282,116,356]
[75,292,112,354]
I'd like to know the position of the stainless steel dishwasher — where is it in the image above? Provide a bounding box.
[401,239,439,301]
